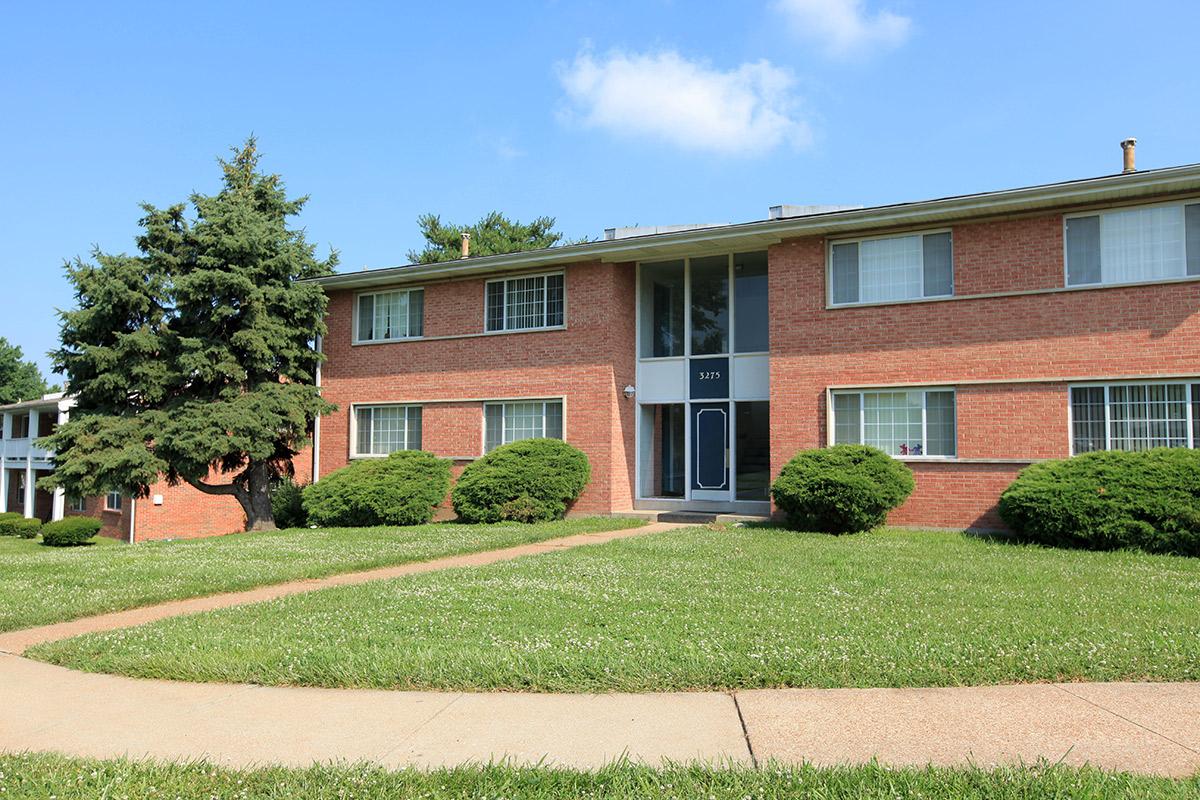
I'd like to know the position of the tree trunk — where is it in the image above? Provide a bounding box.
[185,460,277,532]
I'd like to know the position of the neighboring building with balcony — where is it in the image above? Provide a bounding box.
[0,392,71,523]
[309,151,1200,531]
[0,392,249,541]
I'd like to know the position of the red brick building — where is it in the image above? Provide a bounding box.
[312,157,1200,530]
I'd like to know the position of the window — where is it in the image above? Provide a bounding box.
[484,400,563,452]
[485,273,565,332]
[356,289,423,342]
[353,405,422,456]
[690,255,729,355]
[68,496,87,513]
[733,251,769,353]
[105,491,122,511]
[1070,382,1200,453]
[830,231,953,305]
[639,260,685,358]
[10,414,30,439]
[1066,202,1200,287]
[832,389,956,457]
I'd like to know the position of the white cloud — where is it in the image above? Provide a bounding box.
[557,49,811,156]
[774,0,911,58]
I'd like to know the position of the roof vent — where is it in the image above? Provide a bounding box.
[768,204,862,220]
[1121,138,1137,173]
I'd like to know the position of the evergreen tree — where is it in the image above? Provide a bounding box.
[0,338,50,404]
[43,138,335,530]
[407,211,581,264]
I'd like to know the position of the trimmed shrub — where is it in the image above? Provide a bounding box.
[771,445,915,534]
[271,476,307,529]
[302,450,451,528]
[40,517,101,546]
[452,438,591,524]
[999,448,1200,556]
[0,513,42,538]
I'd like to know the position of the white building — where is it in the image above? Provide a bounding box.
[0,392,72,521]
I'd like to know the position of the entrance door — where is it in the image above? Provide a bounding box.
[691,402,729,500]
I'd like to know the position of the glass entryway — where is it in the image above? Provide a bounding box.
[634,252,771,512]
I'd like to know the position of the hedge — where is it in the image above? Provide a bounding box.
[998,448,1200,556]
[41,517,102,547]
[271,476,307,529]
[0,514,43,539]
[771,445,915,534]
[452,439,591,523]
[302,450,451,527]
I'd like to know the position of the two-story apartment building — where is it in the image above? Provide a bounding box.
[0,392,248,541]
[312,151,1200,531]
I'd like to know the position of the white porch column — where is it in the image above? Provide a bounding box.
[23,459,34,519]
[50,405,69,521]
[0,466,7,514]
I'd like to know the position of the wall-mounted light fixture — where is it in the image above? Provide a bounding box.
[623,385,636,399]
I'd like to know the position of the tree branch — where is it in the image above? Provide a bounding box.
[183,476,247,501]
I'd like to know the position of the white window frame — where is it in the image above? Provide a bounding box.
[482,398,567,453]
[1063,199,1200,289]
[67,496,87,513]
[349,403,423,458]
[104,491,122,512]
[353,287,424,344]
[484,271,567,333]
[827,228,954,307]
[1067,380,1199,455]
[829,387,958,460]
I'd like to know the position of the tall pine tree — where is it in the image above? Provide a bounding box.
[44,138,335,530]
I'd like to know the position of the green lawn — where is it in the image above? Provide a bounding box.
[32,526,1200,691]
[0,517,642,632]
[1,754,1194,800]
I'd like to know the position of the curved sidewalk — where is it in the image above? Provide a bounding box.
[1,520,1198,777]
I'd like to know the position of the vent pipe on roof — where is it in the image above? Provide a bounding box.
[460,232,471,258]
[1121,138,1137,173]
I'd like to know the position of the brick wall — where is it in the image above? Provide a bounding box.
[319,261,638,515]
[769,210,1200,530]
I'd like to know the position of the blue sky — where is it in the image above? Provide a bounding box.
[3,0,1198,376]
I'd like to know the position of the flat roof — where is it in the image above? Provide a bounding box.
[311,163,1200,291]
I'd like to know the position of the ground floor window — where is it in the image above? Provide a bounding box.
[735,401,770,500]
[67,496,87,513]
[832,388,956,457]
[484,400,563,452]
[105,491,122,511]
[353,405,422,456]
[1071,381,1200,453]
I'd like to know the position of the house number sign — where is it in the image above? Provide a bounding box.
[689,357,729,400]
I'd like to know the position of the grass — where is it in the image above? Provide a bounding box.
[0,517,643,632]
[1,753,1195,799]
[33,526,1200,691]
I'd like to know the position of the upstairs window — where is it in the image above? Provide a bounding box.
[10,414,30,439]
[832,389,956,457]
[830,232,953,305]
[353,405,422,456]
[1066,202,1200,287]
[356,288,423,342]
[486,273,565,332]
[1070,382,1200,454]
[484,400,563,452]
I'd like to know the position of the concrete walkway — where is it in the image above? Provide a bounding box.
[0,521,686,655]
[1,520,1198,777]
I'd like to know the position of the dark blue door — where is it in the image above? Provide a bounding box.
[691,402,729,491]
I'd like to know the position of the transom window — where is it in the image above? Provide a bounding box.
[356,288,424,342]
[484,400,563,452]
[830,231,953,305]
[485,273,565,332]
[832,389,956,457]
[1066,202,1200,287]
[105,491,122,511]
[353,405,422,456]
[1070,382,1200,454]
